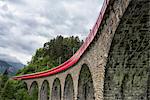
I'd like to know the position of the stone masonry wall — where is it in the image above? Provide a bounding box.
[104,0,150,100]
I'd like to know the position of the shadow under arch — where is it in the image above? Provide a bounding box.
[63,74,74,100]
[51,78,61,100]
[40,80,50,100]
[77,64,95,100]
[29,81,39,100]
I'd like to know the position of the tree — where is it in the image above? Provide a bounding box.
[16,35,83,75]
[1,79,31,100]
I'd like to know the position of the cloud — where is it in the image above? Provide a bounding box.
[0,0,103,64]
[0,53,20,63]
[0,47,31,64]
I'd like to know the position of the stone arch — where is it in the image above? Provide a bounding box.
[77,64,95,100]
[40,80,50,100]
[103,0,150,99]
[63,74,74,100]
[22,81,28,90]
[51,78,61,100]
[29,81,39,100]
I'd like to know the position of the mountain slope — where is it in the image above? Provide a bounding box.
[0,60,12,74]
[7,62,24,69]
[0,60,24,76]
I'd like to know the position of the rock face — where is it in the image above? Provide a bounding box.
[104,0,150,100]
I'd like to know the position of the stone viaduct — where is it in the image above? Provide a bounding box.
[13,0,150,100]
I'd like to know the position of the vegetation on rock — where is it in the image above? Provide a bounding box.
[17,35,82,75]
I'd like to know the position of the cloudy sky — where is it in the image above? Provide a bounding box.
[0,0,104,64]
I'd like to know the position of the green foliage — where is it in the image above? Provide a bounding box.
[0,74,8,91]
[0,74,31,100]
[17,35,83,75]
[0,71,9,96]
[30,84,38,100]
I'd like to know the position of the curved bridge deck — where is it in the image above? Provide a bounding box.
[13,0,150,100]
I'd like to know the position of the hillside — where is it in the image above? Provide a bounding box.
[0,60,24,76]
[17,35,83,75]
[7,62,24,70]
[0,60,11,74]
